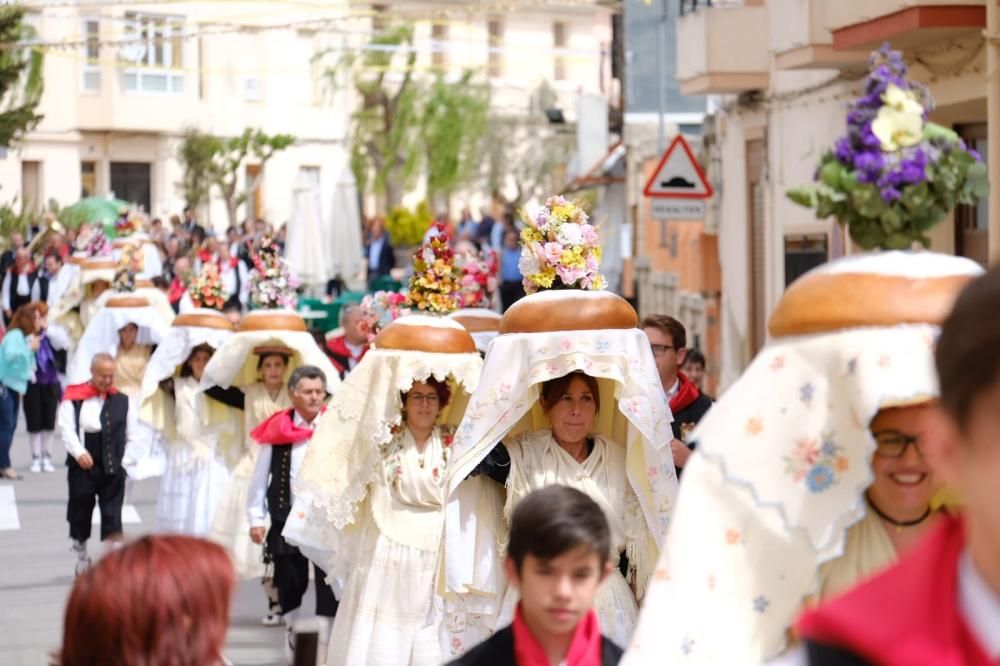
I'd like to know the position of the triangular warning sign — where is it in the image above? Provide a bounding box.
[643,135,713,199]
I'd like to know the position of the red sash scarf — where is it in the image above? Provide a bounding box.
[168,277,186,304]
[512,604,603,666]
[251,408,324,446]
[797,515,994,665]
[63,382,118,402]
[669,372,701,413]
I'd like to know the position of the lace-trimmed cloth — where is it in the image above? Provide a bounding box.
[284,347,481,560]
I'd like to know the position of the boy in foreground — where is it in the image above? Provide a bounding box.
[451,484,623,666]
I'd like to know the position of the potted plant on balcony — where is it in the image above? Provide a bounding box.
[787,44,987,250]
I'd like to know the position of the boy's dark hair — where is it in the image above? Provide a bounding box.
[640,314,687,350]
[937,267,1000,430]
[684,349,706,369]
[508,485,611,572]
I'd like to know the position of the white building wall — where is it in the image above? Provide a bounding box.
[1,1,353,232]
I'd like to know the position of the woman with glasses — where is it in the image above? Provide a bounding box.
[622,251,982,665]
[815,404,946,600]
[284,313,482,666]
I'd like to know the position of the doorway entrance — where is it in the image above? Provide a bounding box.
[110,162,151,212]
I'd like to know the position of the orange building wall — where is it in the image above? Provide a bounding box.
[639,154,722,394]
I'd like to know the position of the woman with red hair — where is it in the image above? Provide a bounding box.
[60,535,235,666]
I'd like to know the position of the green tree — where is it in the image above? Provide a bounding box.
[327,23,490,210]
[485,115,574,207]
[176,128,294,227]
[177,127,218,215]
[0,5,43,149]
[209,128,295,228]
[422,71,489,203]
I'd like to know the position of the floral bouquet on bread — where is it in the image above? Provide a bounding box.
[457,248,499,309]
[75,225,111,257]
[248,235,299,310]
[358,290,410,342]
[787,44,988,250]
[189,261,227,310]
[111,243,141,292]
[518,195,605,293]
[114,213,143,237]
[405,222,462,314]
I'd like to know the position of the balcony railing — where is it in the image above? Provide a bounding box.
[679,0,742,16]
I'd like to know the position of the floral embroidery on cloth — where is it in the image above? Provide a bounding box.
[381,424,456,486]
[784,434,849,493]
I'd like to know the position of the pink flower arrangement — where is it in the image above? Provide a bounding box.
[518,195,605,293]
[248,236,299,310]
[457,248,498,309]
[359,290,410,342]
[75,226,111,257]
[188,262,227,310]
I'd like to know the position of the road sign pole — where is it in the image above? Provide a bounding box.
[657,0,668,152]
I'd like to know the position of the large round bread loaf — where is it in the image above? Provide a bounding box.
[450,309,501,333]
[769,252,982,337]
[500,290,637,334]
[375,315,477,354]
[105,296,149,308]
[173,309,236,331]
[238,310,307,333]
[83,259,117,271]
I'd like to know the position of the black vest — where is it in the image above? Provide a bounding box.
[36,275,48,303]
[8,270,38,311]
[72,393,129,475]
[224,262,242,310]
[266,444,294,524]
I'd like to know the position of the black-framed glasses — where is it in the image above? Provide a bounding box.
[872,430,922,458]
[650,344,675,357]
[407,392,440,405]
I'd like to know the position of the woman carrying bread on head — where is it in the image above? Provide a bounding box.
[621,45,988,666]
[139,310,240,536]
[284,225,483,665]
[441,197,678,657]
[201,309,339,625]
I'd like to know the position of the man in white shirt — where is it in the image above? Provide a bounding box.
[57,353,139,575]
[247,365,337,662]
[217,241,249,311]
[34,253,72,309]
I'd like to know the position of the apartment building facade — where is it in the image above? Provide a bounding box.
[675,0,992,387]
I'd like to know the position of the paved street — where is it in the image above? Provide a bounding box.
[0,426,313,666]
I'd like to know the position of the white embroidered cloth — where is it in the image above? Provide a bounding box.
[67,304,168,384]
[443,326,677,598]
[95,287,175,328]
[623,251,983,665]
[284,345,482,564]
[141,313,234,401]
[198,327,341,392]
